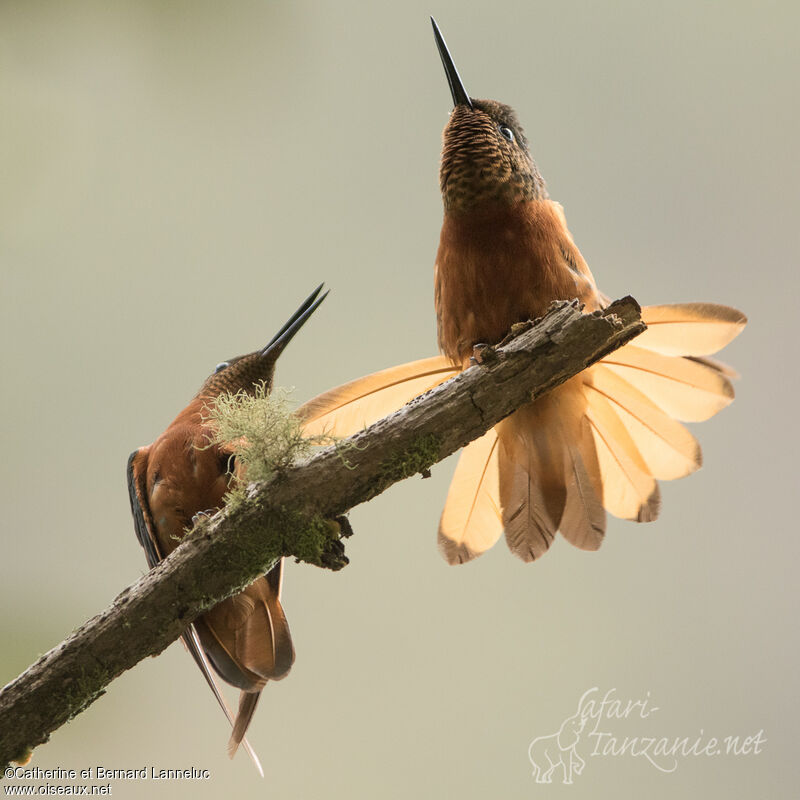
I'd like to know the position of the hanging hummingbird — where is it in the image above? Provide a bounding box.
[297,20,745,565]
[127,285,327,774]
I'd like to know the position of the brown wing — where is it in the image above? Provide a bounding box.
[127,449,162,568]
[126,448,264,774]
[196,565,294,689]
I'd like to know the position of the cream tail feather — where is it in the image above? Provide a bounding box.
[297,356,459,435]
[296,303,746,564]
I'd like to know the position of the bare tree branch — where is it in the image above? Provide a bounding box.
[0,297,644,766]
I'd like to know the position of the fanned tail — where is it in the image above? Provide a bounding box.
[298,302,745,565]
[441,302,745,562]
[560,302,742,524]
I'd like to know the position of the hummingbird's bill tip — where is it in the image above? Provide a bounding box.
[430,18,472,110]
[261,285,328,360]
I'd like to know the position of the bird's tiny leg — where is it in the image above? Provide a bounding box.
[470,342,498,366]
[191,509,216,527]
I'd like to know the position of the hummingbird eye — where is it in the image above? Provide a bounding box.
[499,125,515,143]
[213,362,229,374]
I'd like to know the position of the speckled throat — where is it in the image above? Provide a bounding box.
[440,100,548,213]
[196,352,278,400]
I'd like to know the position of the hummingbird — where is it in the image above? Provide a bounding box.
[298,20,745,564]
[127,285,327,774]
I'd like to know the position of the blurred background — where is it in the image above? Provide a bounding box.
[1,1,797,797]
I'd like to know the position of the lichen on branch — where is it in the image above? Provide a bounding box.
[202,383,334,508]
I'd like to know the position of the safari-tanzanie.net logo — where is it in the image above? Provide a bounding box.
[527,687,765,784]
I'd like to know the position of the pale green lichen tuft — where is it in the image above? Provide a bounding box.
[186,385,349,572]
[202,383,334,508]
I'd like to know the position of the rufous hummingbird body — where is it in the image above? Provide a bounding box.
[297,20,745,566]
[127,286,327,774]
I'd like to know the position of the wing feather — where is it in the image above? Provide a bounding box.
[127,449,162,568]
[198,578,294,686]
[127,448,264,774]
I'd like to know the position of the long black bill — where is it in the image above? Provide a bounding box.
[431,17,472,109]
[261,284,329,359]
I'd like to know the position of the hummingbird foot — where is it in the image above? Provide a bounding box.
[191,509,215,527]
[470,342,498,366]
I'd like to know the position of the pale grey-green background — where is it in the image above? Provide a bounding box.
[1,1,796,798]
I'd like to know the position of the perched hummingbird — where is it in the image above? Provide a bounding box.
[297,20,745,565]
[127,285,327,773]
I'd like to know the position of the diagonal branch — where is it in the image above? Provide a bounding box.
[0,297,644,766]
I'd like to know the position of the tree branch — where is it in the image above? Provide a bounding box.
[0,297,644,765]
